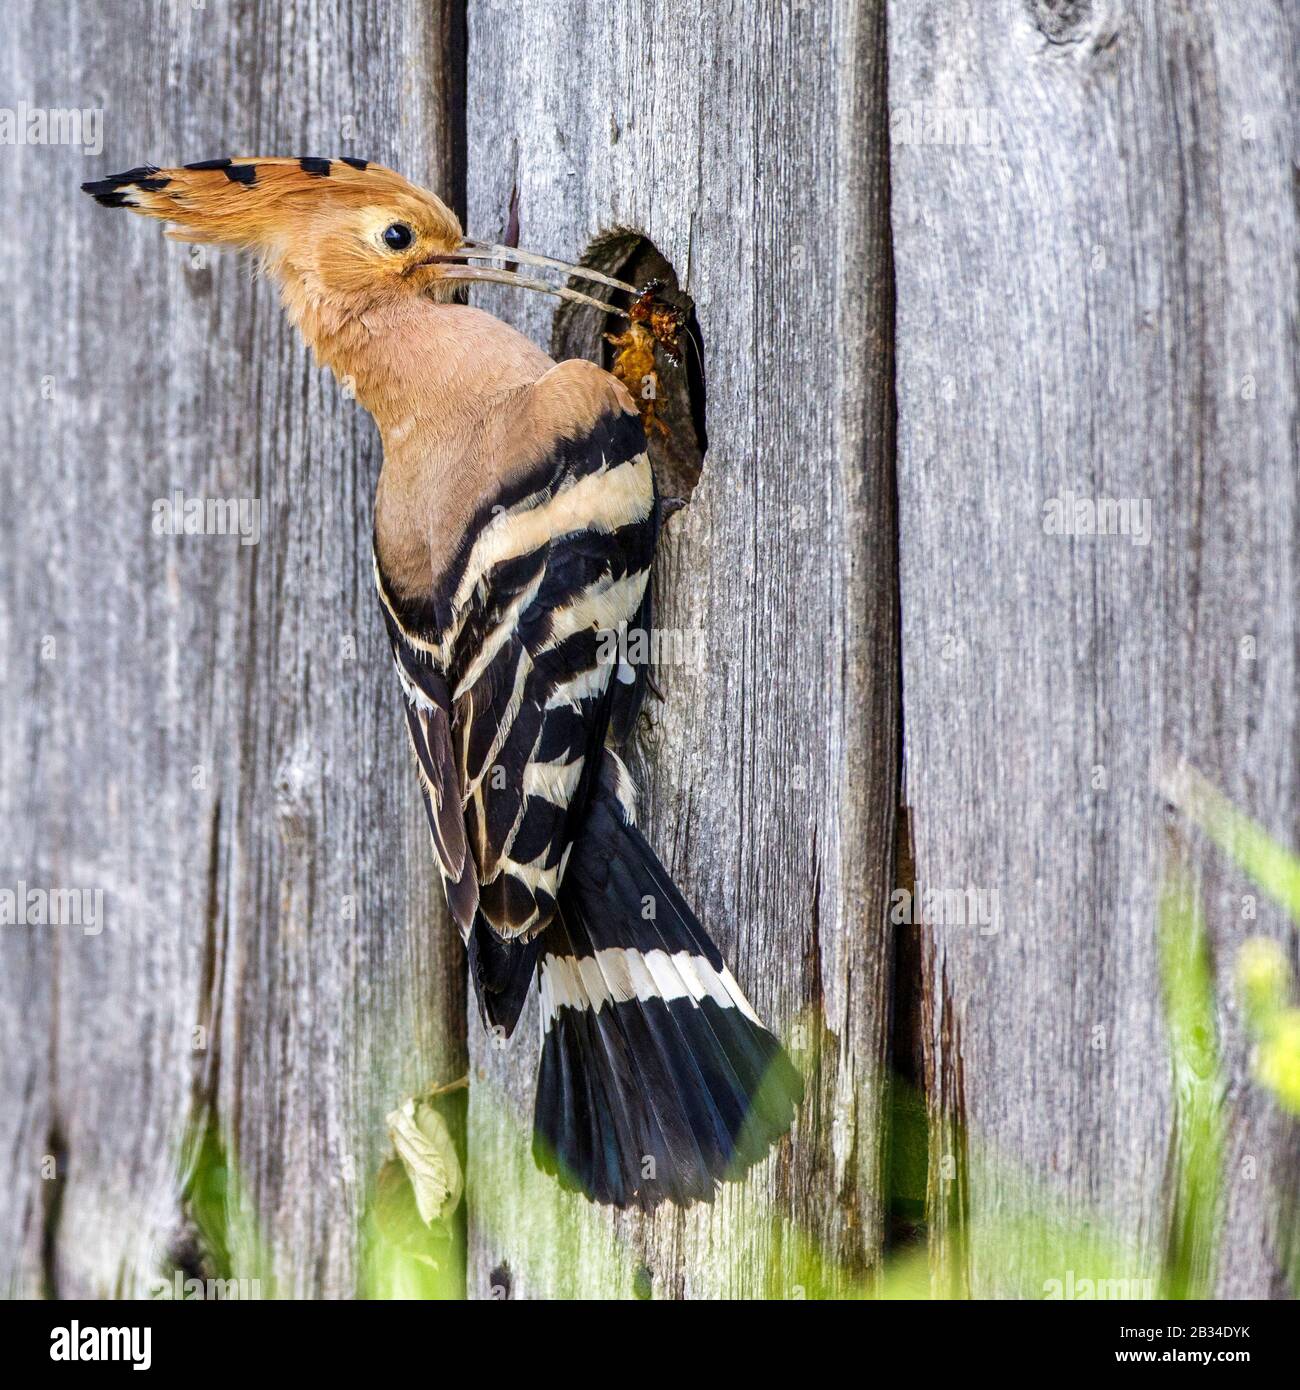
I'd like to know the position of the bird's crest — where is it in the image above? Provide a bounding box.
[82,156,459,247]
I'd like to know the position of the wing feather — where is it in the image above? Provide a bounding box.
[377,361,658,981]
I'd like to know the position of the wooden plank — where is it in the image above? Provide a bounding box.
[463,0,897,1298]
[0,0,465,1297]
[888,0,1299,1297]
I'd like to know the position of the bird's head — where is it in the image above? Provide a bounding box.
[82,156,632,320]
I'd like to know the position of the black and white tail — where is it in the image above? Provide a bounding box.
[531,755,803,1208]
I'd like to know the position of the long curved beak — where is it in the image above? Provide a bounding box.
[430,240,637,317]
[458,240,636,293]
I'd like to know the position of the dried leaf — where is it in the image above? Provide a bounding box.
[386,1096,463,1226]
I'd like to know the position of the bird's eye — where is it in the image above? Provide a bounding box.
[382,223,414,251]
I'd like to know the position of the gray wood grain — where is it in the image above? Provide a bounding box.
[463,0,898,1298]
[0,0,465,1298]
[888,0,1299,1298]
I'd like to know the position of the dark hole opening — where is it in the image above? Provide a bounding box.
[550,230,707,509]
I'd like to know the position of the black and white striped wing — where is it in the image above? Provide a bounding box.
[378,381,655,966]
[384,616,480,934]
[446,415,656,943]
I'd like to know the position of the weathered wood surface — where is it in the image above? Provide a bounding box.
[889,0,1298,1297]
[0,0,465,1298]
[462,0,898,1299]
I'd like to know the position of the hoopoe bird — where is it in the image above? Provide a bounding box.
[84,156,801,1208]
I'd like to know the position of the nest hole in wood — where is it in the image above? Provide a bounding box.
[550,230,707,509]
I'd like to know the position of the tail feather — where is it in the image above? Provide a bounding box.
[540,924,722,1205]
[573,894,765,1178]
[467,915,543,1036]
[615,849,780,1156]
[537,981,707,1207]
[532,755,802,1208]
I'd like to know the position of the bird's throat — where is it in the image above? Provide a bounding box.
[281,280,553,449]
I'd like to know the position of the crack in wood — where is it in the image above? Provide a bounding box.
[39,1120,67,1301]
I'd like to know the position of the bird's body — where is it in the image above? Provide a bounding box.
[85,156,800,1207]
